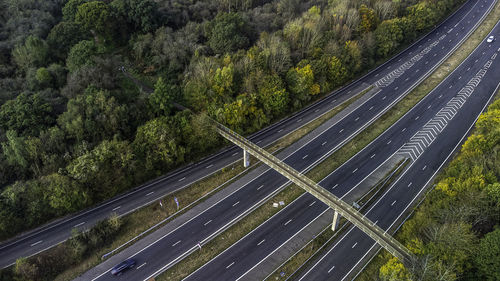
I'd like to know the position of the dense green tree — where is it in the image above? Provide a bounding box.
[0,93,54,136]
[36,67,52,88]
[75,1,113,37]
[286,63,320,107]
[63,0,88,21]
[47,21,87,60]
[475,228,500,281]
[58,87,129,143]
[212,63,236,100]
[2,131,29,170]
[149,77,177,117]
[215,93,268,133]
[407,2,438,32]
[11,36,49,72]
[257,74,289,118]
[46,63,68,89]
[341,40,362,74]
[67,140,135,200]
[185,113,220,154]
[358,4,379,33]
[207,12,250,54]
[111,0,158,33]
[66,40,99,72]
[133,117,185,173]
[375,18,404,58]
[42,174,89,214]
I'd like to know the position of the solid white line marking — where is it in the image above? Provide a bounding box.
[172,240,181,247]
[232,201,240,207]
[206,164,213,169]
[328,265,336,273]
[408,182,413,187]
[322,141,327,146]
[178,177,186,182]
[204,220,212,226]
[391,200,397,206]
[74,222,85,227]
[146,191,154,196]
[302,155,308,160]
[352,168,358,173]
[309,201,316,207]
[352,242,358,248]
[284,219,292,226]
[226,262,235,269]
[257,185,264,190]
[370,154,376,158]
[257,239,266,246]
[137,262,146,269]
[30,241,42,247]
[112,206,121,211]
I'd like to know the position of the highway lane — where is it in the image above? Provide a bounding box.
[81,1,493,280]
[182,2,499,281]
[298,33,500,281]
[0,0,459,267]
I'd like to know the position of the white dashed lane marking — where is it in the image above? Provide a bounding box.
[30,241,43,247]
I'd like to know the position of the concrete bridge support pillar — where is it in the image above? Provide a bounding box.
[243,149,250,167]
[332,211,340,231]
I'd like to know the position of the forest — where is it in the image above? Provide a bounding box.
[375,99,500,281]
[0,0,466,242]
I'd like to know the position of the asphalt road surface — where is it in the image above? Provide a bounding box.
[82,0,494,280]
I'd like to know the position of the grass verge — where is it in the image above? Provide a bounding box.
[156,1,500,280]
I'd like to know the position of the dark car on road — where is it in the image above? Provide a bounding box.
[111,259,136,276]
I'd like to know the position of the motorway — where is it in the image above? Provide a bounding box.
[76,0,495,280]
[184,3,500,281]
[297,23,500,281]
